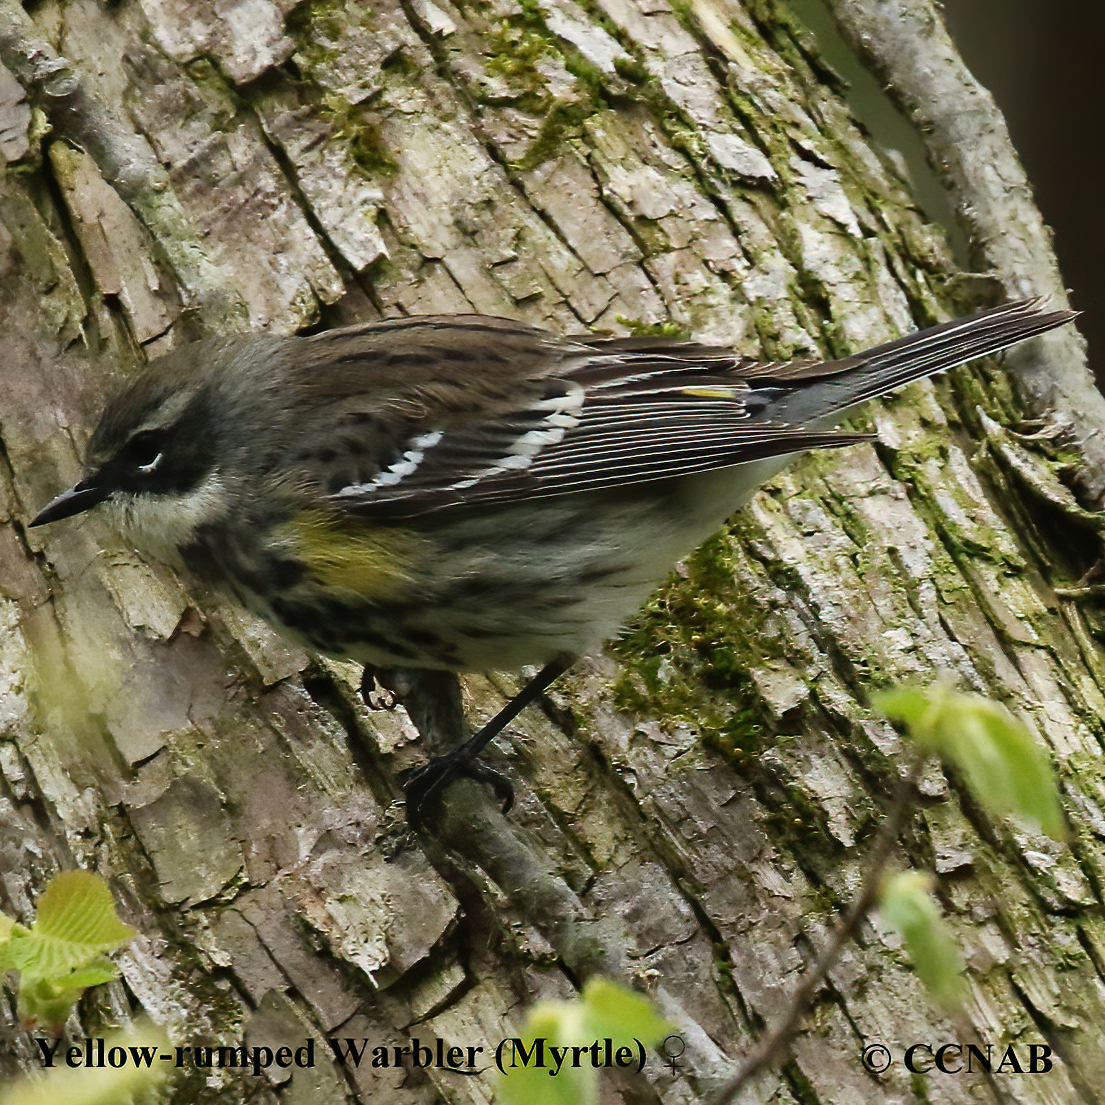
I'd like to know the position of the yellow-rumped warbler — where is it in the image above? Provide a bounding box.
[30,298,1075,821]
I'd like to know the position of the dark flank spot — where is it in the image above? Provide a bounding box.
[232,557,306,594]
[345,412,377,426]
[370,636,420,661]
[319,595,366,626]
[179,535,221,579]
[269,595,423,661]
[400,627,444,648]
[271,594,350,632]
[328,474,355,495]
[317,448,338,463]
[270,596,305,626]
[309,629,352,650]
[271,560,306,588]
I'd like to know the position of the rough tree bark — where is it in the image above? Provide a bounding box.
[0,0,1102,1102]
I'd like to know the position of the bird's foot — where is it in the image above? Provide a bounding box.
[404,751,514,830]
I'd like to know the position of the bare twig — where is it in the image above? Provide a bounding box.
[1054,586,1105,600]
[711,751,929,1105]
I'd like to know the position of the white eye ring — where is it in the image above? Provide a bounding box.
[138,453,163,474]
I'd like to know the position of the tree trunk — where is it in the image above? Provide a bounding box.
[1,0,1102,1102]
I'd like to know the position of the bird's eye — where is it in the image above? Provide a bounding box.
[120,430,165,473]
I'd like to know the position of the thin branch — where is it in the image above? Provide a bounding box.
[711,750,929,1105]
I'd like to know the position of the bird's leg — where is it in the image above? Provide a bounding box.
[366,666,513,821]
[359,664,378,702]
[358,665,398,710]
[384,657,573,830]
[369,668,467,751]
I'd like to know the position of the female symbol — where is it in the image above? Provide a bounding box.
[659,1034,686,1077]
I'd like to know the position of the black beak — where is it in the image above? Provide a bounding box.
[29,480,112,527]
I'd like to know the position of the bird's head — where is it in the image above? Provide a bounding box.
[29,339,247,564]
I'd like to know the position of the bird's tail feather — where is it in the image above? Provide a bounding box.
[763,298,1077,423]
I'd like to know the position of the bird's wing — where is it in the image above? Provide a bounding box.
[318,343,865,518]
[315,298,1074,518]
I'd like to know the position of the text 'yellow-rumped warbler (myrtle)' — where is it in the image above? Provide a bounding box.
[30,299,1077,823]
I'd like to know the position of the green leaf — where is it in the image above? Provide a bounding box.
[873,685,1065,838]
[0,913,19,972]
[14,871,136,982]
[870,686,933,730]
[16,976,82,1030]
[15,958,120,1027]
[55,958,122,990]
[33,871,137,946]
[879,871,967,1011]
[575,979,672,1044]
[0,1024,168,1105]
[496,980,673,1105]
[498,1008,593,1105]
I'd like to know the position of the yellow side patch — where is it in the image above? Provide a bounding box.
[286,511,424,601]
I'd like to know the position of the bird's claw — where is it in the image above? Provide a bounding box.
[405,752,514,830]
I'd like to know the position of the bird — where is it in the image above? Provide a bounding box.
[29,297,1077,824]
